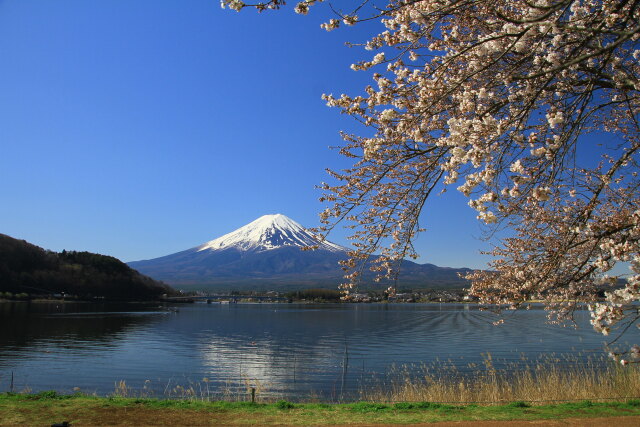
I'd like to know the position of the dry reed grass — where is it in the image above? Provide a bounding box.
[112,375,273,402]
[360,354,640,404]
[110,354,640,405]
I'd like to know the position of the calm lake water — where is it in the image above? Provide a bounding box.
[1,302,637,401]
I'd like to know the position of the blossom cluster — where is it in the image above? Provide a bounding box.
[224,0,640,349]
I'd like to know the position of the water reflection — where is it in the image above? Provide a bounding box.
[0,302,173,393]
[0,302,635,399]
[0,302,167,354]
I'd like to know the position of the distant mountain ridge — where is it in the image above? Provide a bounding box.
[129,214,472,290]
[0,233,175,299]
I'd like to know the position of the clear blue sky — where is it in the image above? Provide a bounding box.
[0,0,491,269]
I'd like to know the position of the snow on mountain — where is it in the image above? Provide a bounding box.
[196,214,346,253]
[128,213,471,289]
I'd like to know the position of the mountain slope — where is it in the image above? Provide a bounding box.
[197,214,345,253]
[0,233,175,299]
[129,214,472,290]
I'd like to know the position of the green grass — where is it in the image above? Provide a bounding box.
[2,392,640,425]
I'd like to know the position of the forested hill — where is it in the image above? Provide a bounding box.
[0,233,176,300]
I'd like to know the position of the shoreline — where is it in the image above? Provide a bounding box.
[1,392,640,426]
[0,298,169,304]
[0,298,600,306]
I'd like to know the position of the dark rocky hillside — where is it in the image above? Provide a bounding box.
[0,233,175,300]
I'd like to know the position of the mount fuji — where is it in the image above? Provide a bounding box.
[194,214,345,254]
[128,214,471,290]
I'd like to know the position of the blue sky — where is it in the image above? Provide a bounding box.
[0,0,490,268]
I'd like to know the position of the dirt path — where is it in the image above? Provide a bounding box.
[352,417,640,426]
[26,413,640,426]
[4,398,640,426]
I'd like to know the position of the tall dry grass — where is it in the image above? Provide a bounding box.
[112,376,272,402]
[360,355,640,404]
[109,355,640,404]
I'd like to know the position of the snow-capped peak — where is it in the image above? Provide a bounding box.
[196,214,346,253]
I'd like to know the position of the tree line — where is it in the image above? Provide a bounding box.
[0,234,174,300]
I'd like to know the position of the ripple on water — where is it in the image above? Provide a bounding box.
[0,303,636,398]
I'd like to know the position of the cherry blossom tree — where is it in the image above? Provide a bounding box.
[223,0,640,361]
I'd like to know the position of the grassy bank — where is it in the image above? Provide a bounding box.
[1,392,640,425]
[103,356,640,405]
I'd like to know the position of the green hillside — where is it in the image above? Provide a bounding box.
[0,233,175,300]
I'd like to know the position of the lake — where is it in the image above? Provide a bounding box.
[1,301,637,401]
